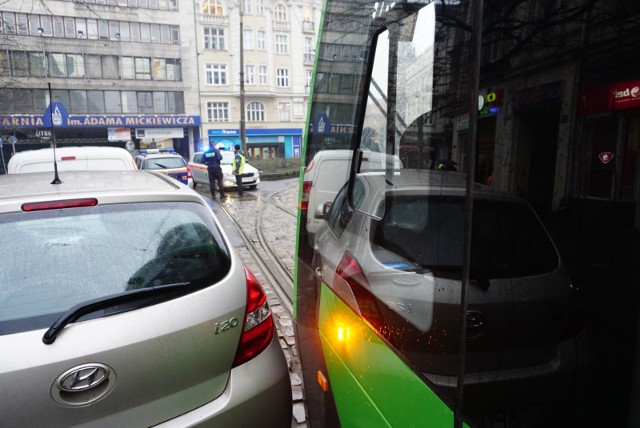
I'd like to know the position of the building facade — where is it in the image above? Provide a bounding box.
[195,0,322,160]
[0,0,202,164]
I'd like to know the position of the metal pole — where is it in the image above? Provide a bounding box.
[239,0,246,152]
[38,27,48,77]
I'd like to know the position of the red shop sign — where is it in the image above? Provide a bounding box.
[579,78,640,115]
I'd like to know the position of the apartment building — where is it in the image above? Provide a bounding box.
[195,0,322,160]
[0,0,202,162]
[0,0,321,166]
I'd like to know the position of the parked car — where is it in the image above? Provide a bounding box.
[0,170,292,427]
[7,146,137,173]
[189,150,260,191]
[313,169,587,412]
[134,148,193,188]
[301,149,402,247]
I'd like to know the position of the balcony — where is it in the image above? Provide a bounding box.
[197,13,229,26]
[302,21,315,33]
[273,21,290,31]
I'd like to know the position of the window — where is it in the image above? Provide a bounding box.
[153,92,167,113]
[258,65,267,84]
[16,14,28,35]
[161,25,171,43]
[150,24,160,43]
[98,19,109,39]
[109,21,120,40]
[243,29,253,49]
[135,57,151,80]
[120,22,130,41]
[305,69,312,89]
[167,92,184,113]
[275,34,288,54]
[207,101,229,122]
[105,91,121,113]
[87,90,105,113]
[256,0,265,15]
[202,0,223,15]
[245,65,255,84]
[14,89,34,113]
[101,56,119,78]
[204,28,225,50]
[152,58,166,80]
[29,53,46,77]
[166,59,181,81]
[76,19,87,39]
[279,102,290,121]
[70,90,88,113]
[140,23,150,43]
[137,92,153,113]
[276,68,289,87]
[247,101,265,121]
[53,17,64,37]
[48,53,64,77]
[243,0,252,14]
[66,54,84,78]
[79,55,98,79]
[87,19,98,39]
[205,63,227,85]
[274,4,287,21]
[121,91,137,113]
[130,22,140,42]
[257,30,266,50]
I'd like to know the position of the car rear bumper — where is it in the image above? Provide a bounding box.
[423,328,592,413]
[154,336,292,427]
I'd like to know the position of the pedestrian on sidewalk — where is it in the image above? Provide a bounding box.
[232,144,246,197]
[203,143,226,200]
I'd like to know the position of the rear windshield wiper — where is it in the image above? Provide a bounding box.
[42,282,190,345]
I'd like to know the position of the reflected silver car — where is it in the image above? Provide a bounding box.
[0,170,291,427]
[314,169,587,412]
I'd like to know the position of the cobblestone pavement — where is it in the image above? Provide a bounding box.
[197,183,305,427]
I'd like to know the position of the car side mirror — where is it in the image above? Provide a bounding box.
[315,202,332,219]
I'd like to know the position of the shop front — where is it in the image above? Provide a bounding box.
[206,128,303,160]
[0,102,201,164]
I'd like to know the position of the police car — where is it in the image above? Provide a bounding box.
[135,148,193,188]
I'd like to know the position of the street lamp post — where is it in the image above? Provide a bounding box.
[239,0,246,152]
[78,31,85,78]
[37,27,48,77]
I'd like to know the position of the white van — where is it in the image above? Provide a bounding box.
[301,149,402,247]
[7,146,137,174]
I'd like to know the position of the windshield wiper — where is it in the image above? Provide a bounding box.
[42,282,190,345]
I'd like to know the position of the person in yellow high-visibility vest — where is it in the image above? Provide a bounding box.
[232,144,246,197]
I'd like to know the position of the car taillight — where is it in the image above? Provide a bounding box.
[233,266,274,367]
[301,180,312,211]
[22,198,98,212]
[60,156,77,161]
[333,252,383,329]
[186,164,193,179]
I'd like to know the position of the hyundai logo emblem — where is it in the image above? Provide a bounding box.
[51,363,117,407]
[58,365,108,392]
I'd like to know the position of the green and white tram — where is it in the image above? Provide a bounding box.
[295,0,640,426]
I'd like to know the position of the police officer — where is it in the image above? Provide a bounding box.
[203,143,225,199]
[232,144,246,197]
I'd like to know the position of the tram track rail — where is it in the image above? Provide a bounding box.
[215,191,296,316]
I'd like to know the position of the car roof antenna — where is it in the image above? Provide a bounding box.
[48,83,62,185]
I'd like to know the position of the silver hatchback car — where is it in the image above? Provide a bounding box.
[0,170,291,427]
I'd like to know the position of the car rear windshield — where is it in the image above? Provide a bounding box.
[372,195,559,278]
[0,201,231,334]
[144,157,186,169]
